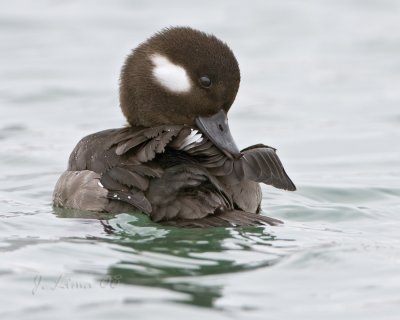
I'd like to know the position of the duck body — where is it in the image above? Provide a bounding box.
[53,27,296,227]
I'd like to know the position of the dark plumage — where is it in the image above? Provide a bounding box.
[53,27,296,227]
[120,27,240,127]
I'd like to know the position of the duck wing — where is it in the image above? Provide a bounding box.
[236,144,296,191]
[67,125,185,213]
[145,164,233,222]
[63,125,294,221]
[160,210,283,228]
[175,136,296,191]
[68,126,183,172]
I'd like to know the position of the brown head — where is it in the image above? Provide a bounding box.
[120,27,242,158]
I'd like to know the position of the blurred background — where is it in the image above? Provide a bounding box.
[0,1,399,319]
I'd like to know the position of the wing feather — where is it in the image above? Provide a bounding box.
[161,210,283,228]
[107,189,151,214]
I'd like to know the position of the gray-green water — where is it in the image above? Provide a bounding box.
[1,1,400,319]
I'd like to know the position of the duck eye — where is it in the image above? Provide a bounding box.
[199,76,212,88]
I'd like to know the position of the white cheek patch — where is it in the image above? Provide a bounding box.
[150,53,192,93]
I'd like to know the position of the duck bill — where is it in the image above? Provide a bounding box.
[195,110,242,160]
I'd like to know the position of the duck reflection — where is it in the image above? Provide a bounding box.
[55,208,284,308]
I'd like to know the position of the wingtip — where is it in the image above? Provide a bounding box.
[288,181,297,191]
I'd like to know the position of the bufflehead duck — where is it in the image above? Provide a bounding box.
[53,27,296,227]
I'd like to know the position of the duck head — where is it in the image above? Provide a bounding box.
[120,27,241,159]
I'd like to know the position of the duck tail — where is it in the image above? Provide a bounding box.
[160,210,283,228]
